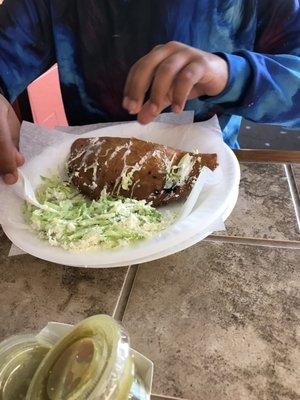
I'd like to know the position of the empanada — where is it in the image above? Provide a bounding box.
[67,137,218,207]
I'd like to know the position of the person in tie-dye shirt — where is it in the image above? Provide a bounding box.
[0,0,299,184]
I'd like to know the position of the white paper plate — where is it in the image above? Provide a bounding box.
[1,119,240,267]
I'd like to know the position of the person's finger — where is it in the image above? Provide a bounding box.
[7,106,21,148]
[171,61,206,113]
[3,170,18,185]
[149,50,192,113]
[123,42,179,114]
[15,148,25,167]
[0,95,21,183]
[1,150,23,184]
[0,134,17,176]
[137,96,171,125]
[187,82,206,100]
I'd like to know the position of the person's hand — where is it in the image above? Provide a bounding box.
[123,41,228,124]
[0,95,24,184]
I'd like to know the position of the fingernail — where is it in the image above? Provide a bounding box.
[137,115,148,125]
[3,173,17,185]
[16,151,25,166]
[128,101,138,114]
[150,103,158,115]
[172,104,182,114]
[122,96,129,108]
[123,98,138,114]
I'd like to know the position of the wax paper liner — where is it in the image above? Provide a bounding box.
[55,110,195,134]
[0,116,238,266]
[4,111,195,257]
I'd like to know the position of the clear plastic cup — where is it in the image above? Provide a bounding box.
[0,316,150,400]
[27,315,149,399]
[0,334,52,399]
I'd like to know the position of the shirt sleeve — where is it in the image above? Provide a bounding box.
[205,0,300,129]
[0,0,55,102]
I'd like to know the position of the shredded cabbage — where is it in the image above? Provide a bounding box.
[23,176,171,251]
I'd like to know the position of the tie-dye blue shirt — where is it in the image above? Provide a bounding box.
[0,0,299,148]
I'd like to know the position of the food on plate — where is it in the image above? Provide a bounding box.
[67,137,218,207]
[23,176,172,251]
[23,137,218,252]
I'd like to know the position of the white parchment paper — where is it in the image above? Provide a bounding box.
[6,112,195,256]
[0,113,239,267]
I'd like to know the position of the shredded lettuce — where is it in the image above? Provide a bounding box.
[23,176,171,251]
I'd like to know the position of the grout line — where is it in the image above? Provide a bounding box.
[284,164,300,232]
[120,265,139,323]
[239,160,283,164]
[291,165,300,199]
[205,235,300,249]
[112,265,138,322]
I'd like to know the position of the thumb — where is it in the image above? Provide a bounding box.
[0,95,21,184]
[0,135,17,175]
[15,148,25,167]
[0,131,20,184]
[3,149,25,184]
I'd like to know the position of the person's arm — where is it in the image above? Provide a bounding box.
[123,0,300,130]
[0,0,55,183]
[205,0,300,128]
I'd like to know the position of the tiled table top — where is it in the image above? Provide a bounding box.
[0,159,299,400]
[0,229,128,339]
[292,164,300,197]
[123,242,300,400]
[214,163,299,241]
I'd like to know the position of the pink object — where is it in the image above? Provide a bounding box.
[27,64,68,128]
